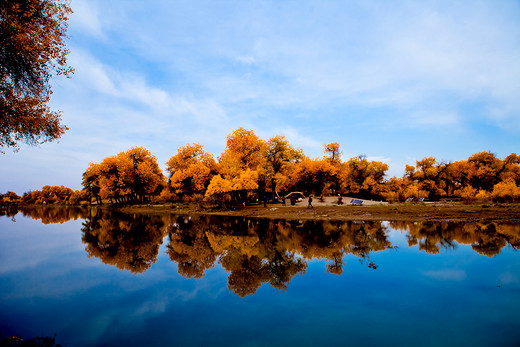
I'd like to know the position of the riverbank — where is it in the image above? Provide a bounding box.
[116,198,520,223]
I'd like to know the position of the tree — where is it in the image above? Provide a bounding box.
[323,142,342,163]
[467,151,503,191]
[264,135,302,193]
[205,174,233,201]
[1,0,73,150]
[491,178,520,203]
[82,147,165,204]
[220,127,265,170]
[289,157,338,196]
[404,157,450,200]
[82,162,102,205]
[323,142,343,193]
[343,155,388,199]
[213,127,266,204]
[125,146,165,202]
[166,143,218,200]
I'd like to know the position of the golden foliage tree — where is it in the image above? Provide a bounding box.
[166,143,217,200]
[21,185,77,205]
[323,142,342,163]
[323,142,343,193]
[264,135,302,193]
[1,0,73,150]
[464,151,504,191]
[82,147,165,204]
[404,156,450,200]
[343,155,388,198]
[289,157,338,196]
[207,128,266,203]
[491,178,520,203]
[126,146,165,202]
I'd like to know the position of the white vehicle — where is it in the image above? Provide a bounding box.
[282,192,304,202]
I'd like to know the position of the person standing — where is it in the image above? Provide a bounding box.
[308,195,313,208]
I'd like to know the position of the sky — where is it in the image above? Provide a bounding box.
[2,0,520,194]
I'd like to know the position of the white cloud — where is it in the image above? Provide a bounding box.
[408,111,460,127]
[70,0,103,38]
[3,0,520,194]
[236,55,256,65]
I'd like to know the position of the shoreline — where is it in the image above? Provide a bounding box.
[116,201,520,223]
[15,199,520,223]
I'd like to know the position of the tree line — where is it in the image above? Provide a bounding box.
[2,127,520,206]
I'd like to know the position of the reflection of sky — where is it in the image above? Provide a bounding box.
[1,214,520,346]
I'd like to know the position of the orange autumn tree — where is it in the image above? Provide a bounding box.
[288,157,338,196]
[97,153,133,204]
[450,152,520,202]
[206,127,265,204]
[323,142,342,163]
[0,0,74,150]
[126,146,165,202]
[323,142,344,194]
[500,153,520,183]
[21,185,78,205]
[82,147,165,204]
[264,135,302,194]
[342,155,388,199]
[166,143,218,201]
[380,176,409,203]
[466,151,503,192]
[491,179,520,203]
[82,162,102,205]
[399,151,520,203]
[404,156,450,200]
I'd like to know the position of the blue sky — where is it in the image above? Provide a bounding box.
[2,0,520,194]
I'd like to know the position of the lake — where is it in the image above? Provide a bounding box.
[1,207,519,346]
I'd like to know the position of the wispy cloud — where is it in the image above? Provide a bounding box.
[69,0,103,38]
[2,0,520,194]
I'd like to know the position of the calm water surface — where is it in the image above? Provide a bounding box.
[1,207,519,346]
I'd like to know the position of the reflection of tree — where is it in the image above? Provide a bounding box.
[222,254,268,297]
[467,223,507,257]
[390,221,519,257]
[166,216,218,278]
[74,211,520,297]
[20,206,91,224]
[276,220,390,274]
[81,211,166,274]
[165,216,391,296]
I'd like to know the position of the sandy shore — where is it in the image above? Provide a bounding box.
[118,196,520,223]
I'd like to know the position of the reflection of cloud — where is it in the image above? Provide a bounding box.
[423,269,467,281]
[499,272,519,285]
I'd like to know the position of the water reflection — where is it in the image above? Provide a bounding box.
[11,208,520,297]
[81,211,166,274]
[389,221,520,257]
[165,216,397,296]
[19,206,91,224]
